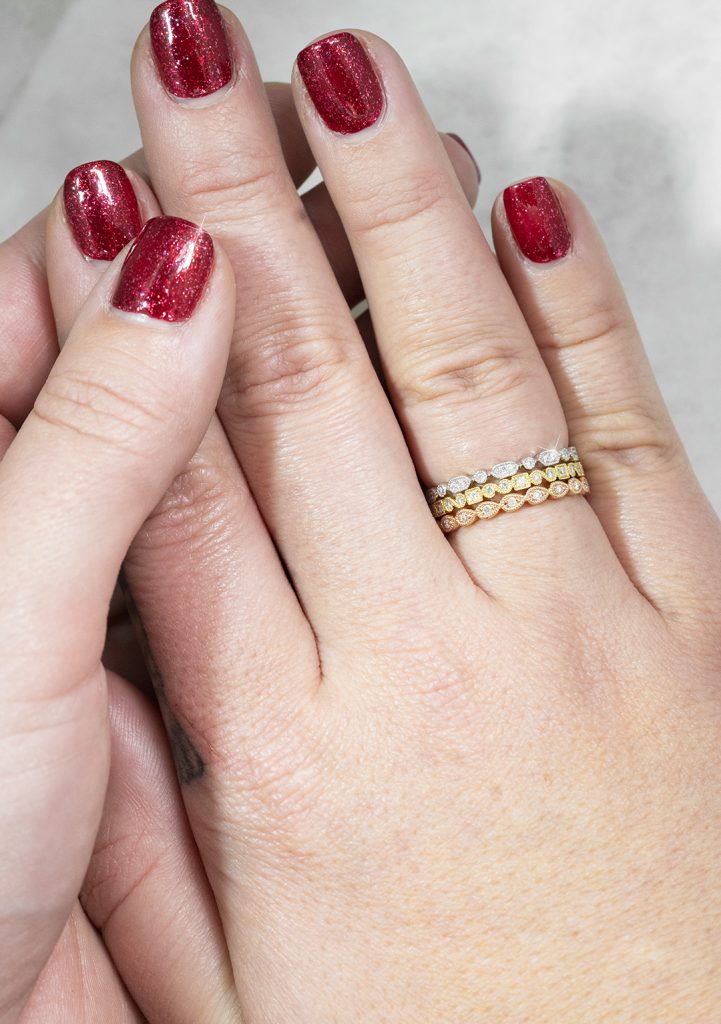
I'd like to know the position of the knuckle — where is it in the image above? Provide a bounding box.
[134,453,245,556]
[176,139,291,222]
[345,169,451,241]
[574,398,678,470]
[396,336,535,411]
[223,309,359,418]
[32,370,167,455]
[536,297,632,357]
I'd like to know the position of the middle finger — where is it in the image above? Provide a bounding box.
[131,3,462,641]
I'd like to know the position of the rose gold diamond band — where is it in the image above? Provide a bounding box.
[426,446,579,503]
[426,448,589,532]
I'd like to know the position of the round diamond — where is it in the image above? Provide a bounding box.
[472,469,488,485]
[560,447,570,461]
[522,456,536,470]
[436,484,447,497]
[530,470,544,485]
[448,475,472,494]
[440,515,458,532]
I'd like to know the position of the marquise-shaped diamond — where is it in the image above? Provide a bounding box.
[491,461,519,479]
[476,502,500,519]
[456,509,476,526]
[538,449,561,466]
[500,494,524,511]
[550,482,569,498]
[526,486,548,505]
[448,475,472,494]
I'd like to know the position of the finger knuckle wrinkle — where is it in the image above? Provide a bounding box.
[139,459,242,551]
[398,344,533,409]
[347,172,451,239]
[178,146,287,217]
[538,302,632,356]
[225,322,355,414]
[32,372,166,453]
[579,402,676,469]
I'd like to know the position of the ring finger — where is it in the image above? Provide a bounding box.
[291,31,613,591]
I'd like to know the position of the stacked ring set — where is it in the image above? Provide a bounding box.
[426,447,589,532]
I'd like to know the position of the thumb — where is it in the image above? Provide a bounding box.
[0,215,234,1018]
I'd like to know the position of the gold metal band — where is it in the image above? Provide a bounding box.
[426,445,579,502]
[430,460,586,518]
[438,476,589,532]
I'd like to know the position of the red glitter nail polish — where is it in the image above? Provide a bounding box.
[64,161,142,261]
[297,32,384,135]
[150,0,232,99]
[112,217,214,322]
[503,177,571,263]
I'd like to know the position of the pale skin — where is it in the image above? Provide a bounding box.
[0,9,720,1024]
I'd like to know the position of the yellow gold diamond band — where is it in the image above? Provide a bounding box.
[429,459,586,518]
[426,446,579,503]
[437,476,589,532]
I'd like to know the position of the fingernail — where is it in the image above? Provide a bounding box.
[503,177,571,263]
[112,217,214,322]
[64,161,142,261]
[447,133,481,184]
[297,32,384,135]
[150,0,232,99]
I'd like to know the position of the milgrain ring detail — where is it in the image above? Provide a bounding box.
[429,460,585,518]
[437,476,590,532]
[426,445,579,503]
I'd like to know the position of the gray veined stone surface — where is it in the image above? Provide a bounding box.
[0,0,719,513]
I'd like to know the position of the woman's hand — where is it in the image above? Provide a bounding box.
[0,214,238,1021]
[63,4,719,1021]
[1,83,477,1024]
[5,0,720,1018]
[0,84,476,686]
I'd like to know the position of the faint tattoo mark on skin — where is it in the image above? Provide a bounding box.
[118,571,205,785]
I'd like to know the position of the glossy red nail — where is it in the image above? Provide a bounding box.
[150,0,232,99]
[503,177,571,263]
[112,217,214,322]
[64,161,142,261]
[297,32,384,134]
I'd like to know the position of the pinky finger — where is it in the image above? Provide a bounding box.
[492,177,721,617]
[81,675,241,1024]
[48,161,161,345]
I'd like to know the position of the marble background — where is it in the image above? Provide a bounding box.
[1,0,719,510]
